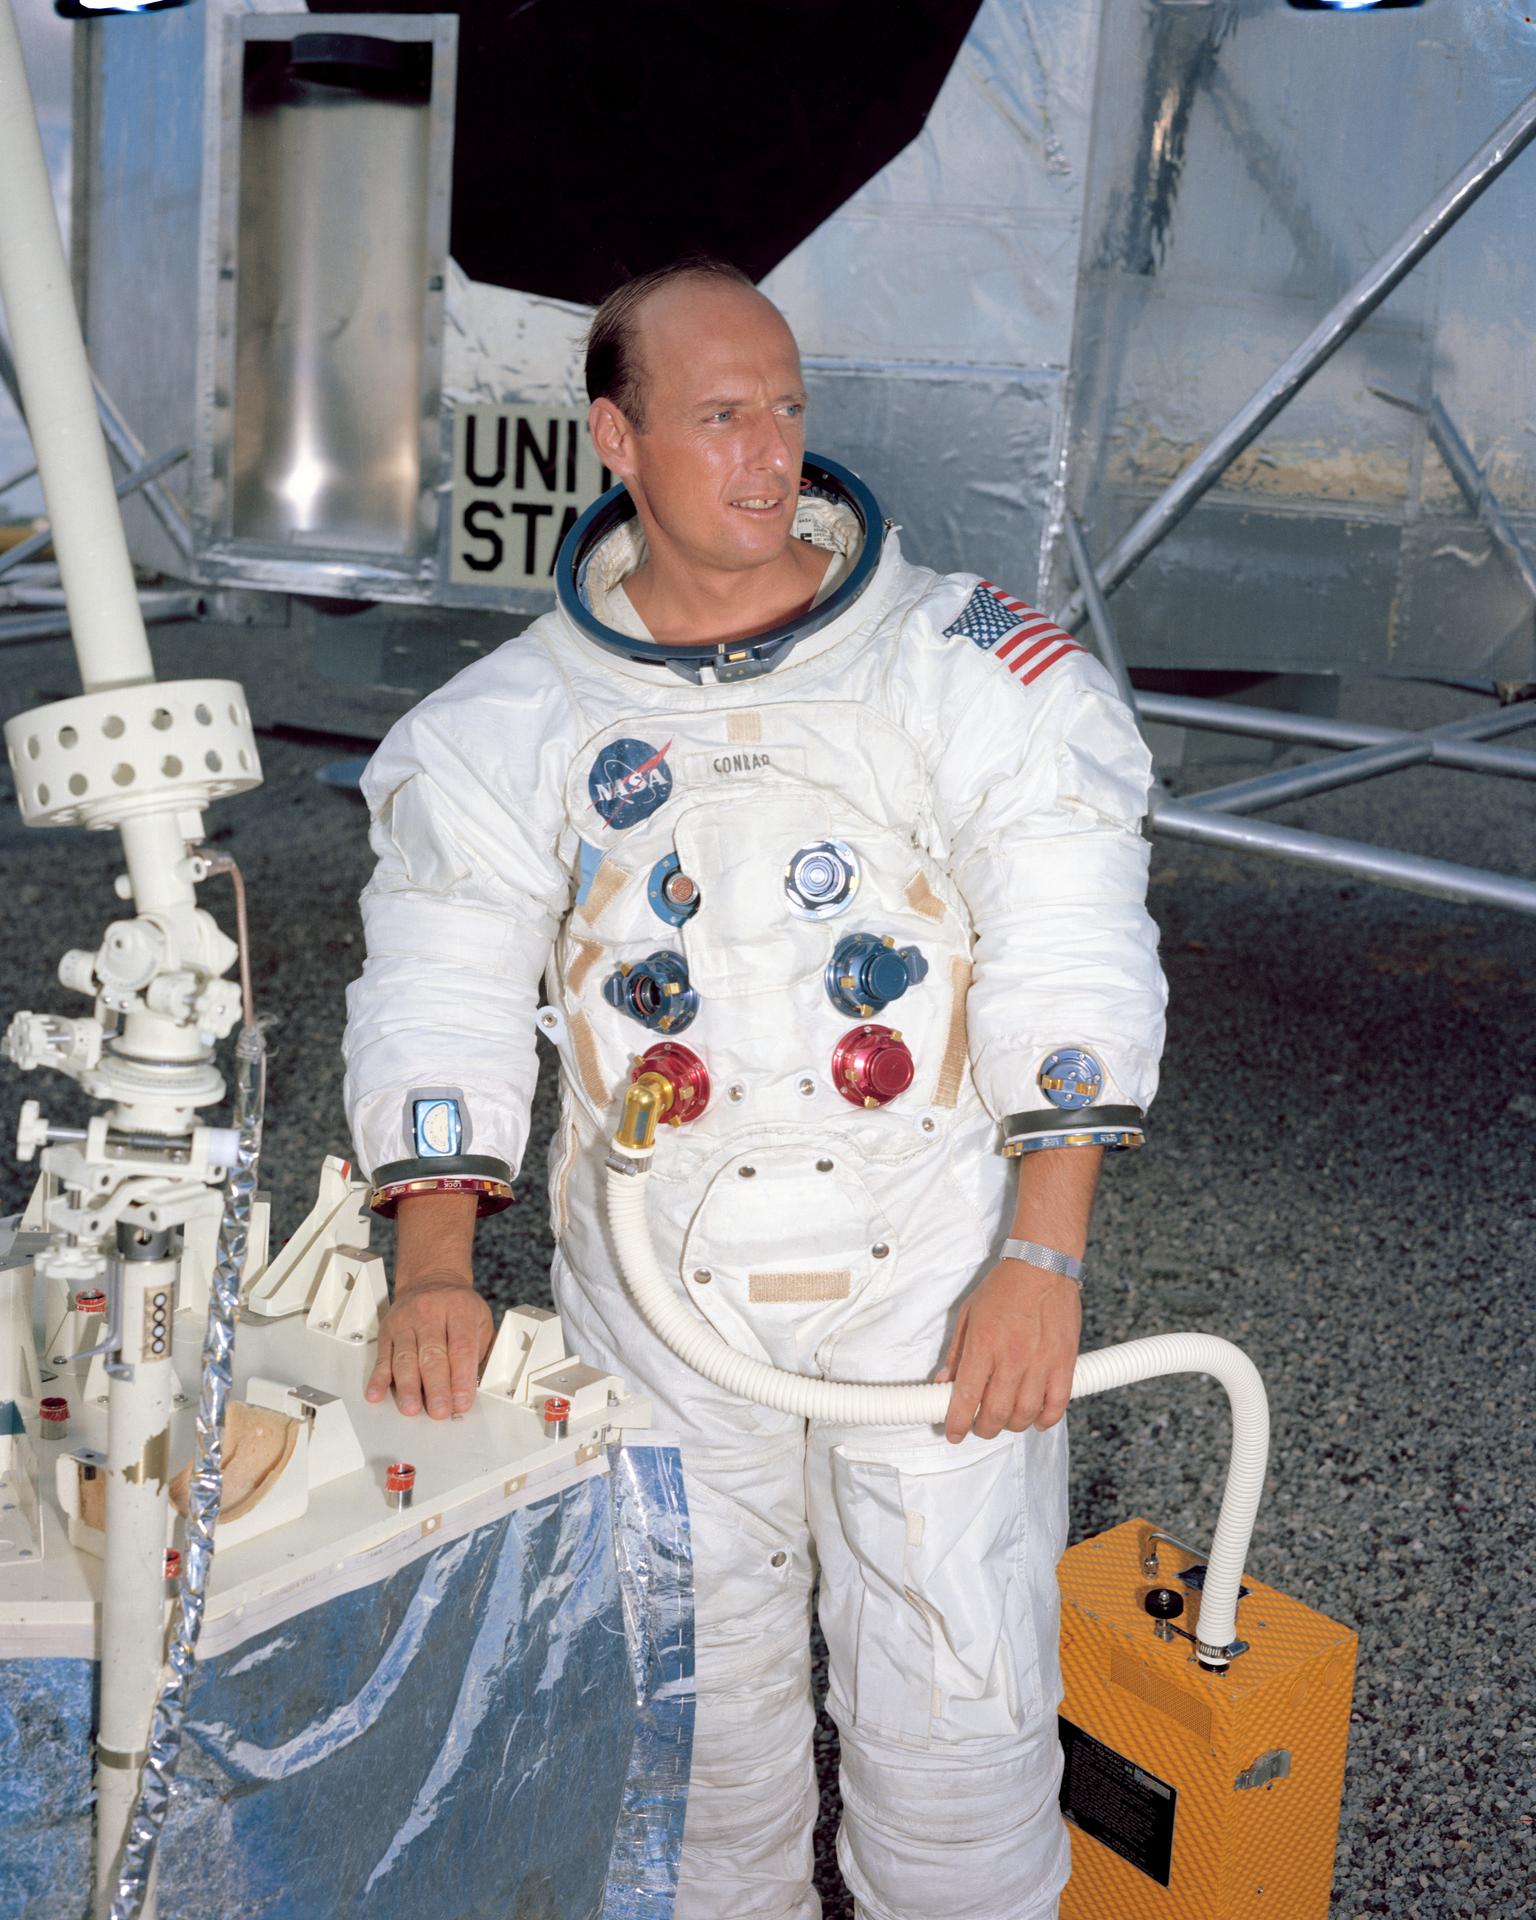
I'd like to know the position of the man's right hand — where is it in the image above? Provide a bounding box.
[368,1186,488,1418]
[367,1271,493,1419]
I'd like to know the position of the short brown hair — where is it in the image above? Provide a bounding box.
[585,255,757,433]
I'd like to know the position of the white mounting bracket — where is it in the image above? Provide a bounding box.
[477,1305,568,1403]
[242,1155,371,1319]
[477,1304,624,1424]
[303,1245,387,1347]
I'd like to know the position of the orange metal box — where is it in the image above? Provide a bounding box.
[1058,1517,1356,1920]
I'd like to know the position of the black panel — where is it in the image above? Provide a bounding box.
[310,1,983,303]
[1059,1715,1179,1889]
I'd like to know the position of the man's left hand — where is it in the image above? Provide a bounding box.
[935,1259,1081,1444]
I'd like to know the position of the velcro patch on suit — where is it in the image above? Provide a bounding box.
[575,858,629,928]
[566,937,603,994]
[903,870,948,922]
[682,746,808,782]
[747,1270,852,1304]
[932,955,973,1108]
[726,710,763,743]
[568,1009,609,1108]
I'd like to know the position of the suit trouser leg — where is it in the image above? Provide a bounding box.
[672,1432,821,1920]
[807,1418,1073,1920]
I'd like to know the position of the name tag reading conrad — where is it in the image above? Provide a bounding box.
[450,403,611,589]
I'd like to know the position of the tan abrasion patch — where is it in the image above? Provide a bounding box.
[566,938,603,995]
[727,710,763,744]
[932,956,972,1109]
[576,859,629,928]
[553,1119,577,1237]
[169,1403,300,1523]
[904,870,947,922]
[748,1270,852,1304]
[569,1010,610,1108]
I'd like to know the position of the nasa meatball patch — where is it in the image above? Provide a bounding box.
[588,736,674,830]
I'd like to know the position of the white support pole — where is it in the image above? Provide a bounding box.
[0,0,155,693]
[0,12,202,1912]
[94,1250,176,1920]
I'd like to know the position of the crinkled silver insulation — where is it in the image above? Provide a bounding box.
[110,1022,266,1920]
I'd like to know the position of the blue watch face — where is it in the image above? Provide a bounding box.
[413,1098,463,1157]
[1037,1049,1104,1111]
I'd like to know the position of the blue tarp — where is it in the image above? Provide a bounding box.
[0,1439,693,1920]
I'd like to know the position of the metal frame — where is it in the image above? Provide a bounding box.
[0,591,204,650]
[1056,85,1536,634]
[1370,386,1536,608]
[0,448,187,581]
[1064,509,1536,917]
[195,9,458,602]
[1052,83,1536,920]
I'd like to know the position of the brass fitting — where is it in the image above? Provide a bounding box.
[616,1071,675,1151]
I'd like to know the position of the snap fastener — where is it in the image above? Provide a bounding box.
[816,1158,834,1172]
[798,1077,816,1097]
[727,1083,746,1103]
[692,1269,712,1285]
[871,1243,890,1259]
[738,1165,756,1178]
[770,1550,787,1568]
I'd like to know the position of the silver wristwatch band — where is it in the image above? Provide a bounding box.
[1002,1236,1084,1283]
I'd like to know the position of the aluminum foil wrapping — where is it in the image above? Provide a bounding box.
[111,1021,267,1920]
[1,1440,694,1919]
[601,1440,695,1919]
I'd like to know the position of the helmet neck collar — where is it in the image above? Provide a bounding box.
[555,454,885,684]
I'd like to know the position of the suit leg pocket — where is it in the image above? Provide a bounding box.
[827,1428,1056,1748]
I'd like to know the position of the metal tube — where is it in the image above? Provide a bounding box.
[112,1026,266,1920]
[1137,692,1536,779]
[1149,796,1536,917]
[1185,705,1536,813]
[0,592,202,650]
[1141,691,1417,749]
[1371,385,1536,606]
[1187,735,1431,812]
[1057,86,1536,632]
[0,447,188,582]
[90,374,196,570]
[0,0,156,692]
[95,1250,176,1920]
[1430,738,1536,779]
[0,456,36,498]
[1063,512,1140,713]
[1424,398,1536,605]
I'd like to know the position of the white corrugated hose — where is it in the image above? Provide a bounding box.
[605,1146,1269,1663]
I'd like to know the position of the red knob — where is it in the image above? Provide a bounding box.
[164,1548,182,1579]
[632,1041,711,1124]
[543,1395,572,1424]
[385,1462,416,1493]
[74,1289,106,1314]
[831,1024,916,1109]
[40,1395,69,1425]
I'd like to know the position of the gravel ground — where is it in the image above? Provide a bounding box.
[2,627,1531,1918]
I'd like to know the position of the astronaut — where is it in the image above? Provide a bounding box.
[342,260,1166,1920]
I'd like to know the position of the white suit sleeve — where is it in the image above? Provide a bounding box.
[931,645,1167,1144]
[341,684,572,1190]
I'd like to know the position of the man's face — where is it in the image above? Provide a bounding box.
[600,280,809,577]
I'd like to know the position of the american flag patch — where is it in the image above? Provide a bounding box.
[942,582,1087,686]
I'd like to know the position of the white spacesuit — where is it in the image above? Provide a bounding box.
[343,461,1167,1920]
